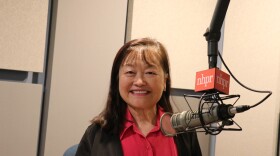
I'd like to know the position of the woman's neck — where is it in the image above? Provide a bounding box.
[127,106,158,136]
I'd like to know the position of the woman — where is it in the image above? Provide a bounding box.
[75,38,202,156]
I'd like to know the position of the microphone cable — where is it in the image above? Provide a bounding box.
[218,51,272,109]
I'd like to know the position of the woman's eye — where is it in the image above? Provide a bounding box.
[125,71,135,76]
[146,71,157,75]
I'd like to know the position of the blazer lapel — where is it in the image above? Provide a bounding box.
[92,128,123,156]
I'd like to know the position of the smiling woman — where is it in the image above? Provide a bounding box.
[119,39,168,113]
[75,38,202,156]
[118,39,169,138]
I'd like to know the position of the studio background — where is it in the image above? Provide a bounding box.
[0,0,279,156]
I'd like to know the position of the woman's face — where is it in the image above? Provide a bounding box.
[119,56,166,111]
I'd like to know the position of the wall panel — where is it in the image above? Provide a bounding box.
[43,1,128,156]
[0,0,48,72]
[0,82,42,156]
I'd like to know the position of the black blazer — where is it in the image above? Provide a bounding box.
[75,123,202,156]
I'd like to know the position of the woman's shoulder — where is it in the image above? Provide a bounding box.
[84,123,101,136]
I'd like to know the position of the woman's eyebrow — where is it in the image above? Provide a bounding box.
[122,63,134,67]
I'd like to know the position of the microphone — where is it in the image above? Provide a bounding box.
[170,104,250,132]
[160,93,251,136]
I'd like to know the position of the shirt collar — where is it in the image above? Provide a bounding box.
[120,106,166,140]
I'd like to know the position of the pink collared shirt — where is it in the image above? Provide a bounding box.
[120,106,178,156]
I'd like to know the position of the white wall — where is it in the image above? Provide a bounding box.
[130,0,280,156]
[130,0,217,89]
[43,1,128,156]
[216,0,280,155]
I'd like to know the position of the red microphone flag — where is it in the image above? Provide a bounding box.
[195,68,230,94]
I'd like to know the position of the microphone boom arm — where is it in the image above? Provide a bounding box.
[204,0,230,69]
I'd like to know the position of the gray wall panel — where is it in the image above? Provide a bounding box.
[43,1,128,155]
[0,81,42,156]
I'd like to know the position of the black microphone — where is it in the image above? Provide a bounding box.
[170,104,250,132]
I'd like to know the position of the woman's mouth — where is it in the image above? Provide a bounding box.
[131,90,149,94]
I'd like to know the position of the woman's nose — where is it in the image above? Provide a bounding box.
[134,74,146,86]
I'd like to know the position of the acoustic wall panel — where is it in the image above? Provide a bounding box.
[0,81,42,156]
[0,0,49,72]
[43,1,128,156]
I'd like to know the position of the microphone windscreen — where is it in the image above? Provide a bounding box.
[160,113,177,137]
